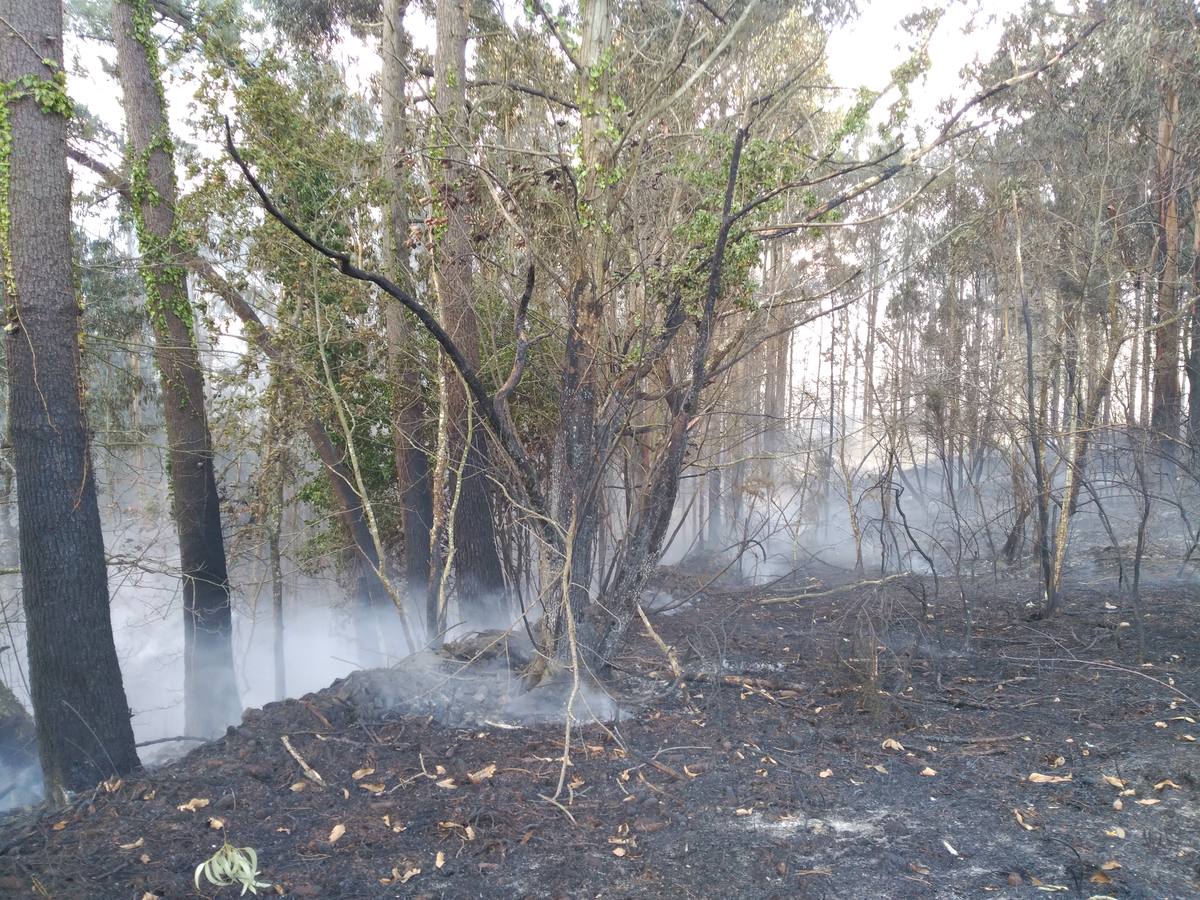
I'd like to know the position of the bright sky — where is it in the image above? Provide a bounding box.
[826,0,1026,123]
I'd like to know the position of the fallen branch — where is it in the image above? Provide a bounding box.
[280,735,326,788]
[757,572,913,606]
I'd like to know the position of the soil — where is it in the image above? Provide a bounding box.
[1,565,1197,899]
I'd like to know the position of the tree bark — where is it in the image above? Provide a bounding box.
[112,0,240,737]
[432,0,505,620]
[0,0,140,795]
[1150,85,1181,451]
[382,0,434,625]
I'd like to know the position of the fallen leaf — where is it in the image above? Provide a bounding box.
[138,853,150,865]
[1182,735,1196,742]
[468,763,497,784]
[103,777,123,793]
[869,764,888,774]
[1102,775,1125,789]
[436,778,458,789]
[1049,756,1065,768]
[1028,772,1072,784]
[290,782,307,793]
[909,862,931,875]
[1153,779,1180,792]
[328,823,346,844]
[942,839,958,856]
[358,783,386,794]
[399,867,420,884]
[818,768,833,778]
[612,846,627,857]
[1105,826,1125,838]
[351,767,375,781]
[119,837,145,850]
[1089,871,1112,885]
[206,817,224,830]
[1134,798,1160,806]
[1013,810,1036,831]
[734,807,753,816]
[920,767,937,777]
[1100,860,1121,871]
[176,798,210,812]
[434,764,446,775]
[882,738,905,752]
[683,765,701,778]
[1103,601,1117,610]
[1112,798,1123,810]
[1154,721,1167,728]
[435,851,445,869]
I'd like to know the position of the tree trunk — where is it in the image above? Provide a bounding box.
[382,0,434,627]
[112,0,240,737]
[1,1,140,795]
[432,0,505,620]
[1150,85,1181,450]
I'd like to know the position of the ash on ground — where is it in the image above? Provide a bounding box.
[329,630,621,728]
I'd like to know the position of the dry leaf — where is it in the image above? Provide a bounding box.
[1089,871,1112,885]
[435,851,445,869]
[1105,826,1125,839]
[734,807,753,816]
[909,862,931,875]
[290,782,306,793]
[1153,779,1180,792]
[206,817,225,830]
[138,853,150,865]
[942,839,958,856]
[882,738,905,752]
[1050,756,1065,768]
[1181,734,1196,742]
[870,764,888,774]
[1154,721,1167,728]
[119,837,145,850]
[1013,810,1036,831]
[103,777,123,793]
[1134,798,1160,806]
[176,798,210,812]
[818,768,833,778]
[328,823,346,844]
[358,783,386,794]
[612,846,627,857]
[1100,860,1121,871]
[1028,772,1072,784]
[920,767,937,777]
[468,763,497,784]
[434,764,447,775]
[351,767,375,781]
[1102,775,1125,789]
[436,777,458,789]
[1112,798,1123,810]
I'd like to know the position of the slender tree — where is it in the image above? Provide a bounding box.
[111,0,240,736]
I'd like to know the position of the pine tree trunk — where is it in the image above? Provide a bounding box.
[112,0,240,736]
[1,0,140,794]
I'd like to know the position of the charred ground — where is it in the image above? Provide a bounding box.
[0,565,1197,899]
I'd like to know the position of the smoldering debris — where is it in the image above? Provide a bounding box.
[330,631,621,728]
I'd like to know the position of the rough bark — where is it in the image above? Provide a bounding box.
[432,0,505,619]
[112,0,240,737]
[382,0,433,623]
[0,0,140,794]
[1150,85,1181,450]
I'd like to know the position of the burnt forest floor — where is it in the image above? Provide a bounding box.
[1,562,1198,899]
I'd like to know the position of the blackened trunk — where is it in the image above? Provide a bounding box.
[432,0,505,618]
[382,0,433,613]
[1,0,140,794]
[112,0,240,736]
